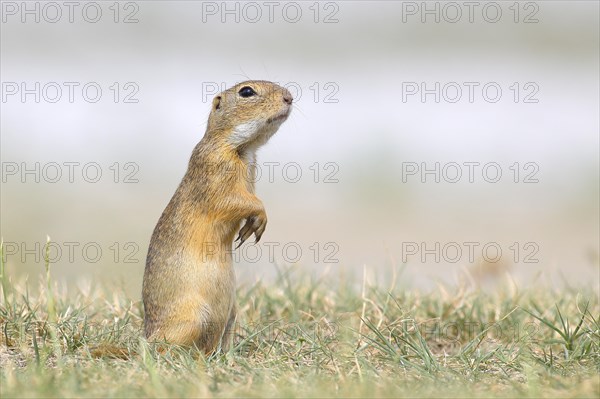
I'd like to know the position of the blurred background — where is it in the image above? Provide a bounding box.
[1,1,598,296]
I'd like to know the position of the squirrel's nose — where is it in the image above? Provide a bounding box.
[283,92,293,105]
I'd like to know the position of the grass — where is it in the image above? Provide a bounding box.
[0,244,599,398]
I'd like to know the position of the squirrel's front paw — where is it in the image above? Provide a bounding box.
[235,212,267,248]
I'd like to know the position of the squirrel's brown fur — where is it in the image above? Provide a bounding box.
[142,81,293,354]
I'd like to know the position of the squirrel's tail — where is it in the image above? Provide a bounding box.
[90,343,134,359]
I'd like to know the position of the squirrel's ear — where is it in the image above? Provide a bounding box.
[212,95,221,110]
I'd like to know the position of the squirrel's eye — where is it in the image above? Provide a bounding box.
[238,86,257,98]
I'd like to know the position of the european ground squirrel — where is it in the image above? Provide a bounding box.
[143,81,293,354]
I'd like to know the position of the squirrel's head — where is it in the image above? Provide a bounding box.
[206,80,293,151]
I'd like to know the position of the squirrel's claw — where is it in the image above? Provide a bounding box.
[236,215,267,248]
[254,223,266,243]
[236,218,254,248]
